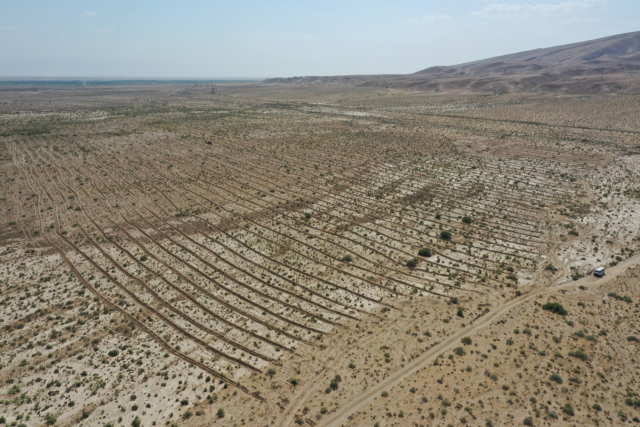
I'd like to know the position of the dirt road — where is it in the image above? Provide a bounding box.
[316,254,640,427]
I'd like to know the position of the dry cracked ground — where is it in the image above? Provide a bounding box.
[0,83,640,427]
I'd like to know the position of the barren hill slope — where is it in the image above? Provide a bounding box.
[265,31,640,93]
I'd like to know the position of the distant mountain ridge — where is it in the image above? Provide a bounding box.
[264,31,640,93]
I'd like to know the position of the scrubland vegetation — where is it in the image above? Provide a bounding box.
[0,82,639,426]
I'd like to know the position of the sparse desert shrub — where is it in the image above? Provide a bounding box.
[592,403,602,411]
[549,373,563,384]
[544,264,558,273]
[406,258,418,268]
[609,293,633,303]
[562,403,574,416]
[462,216,472,224]
[217,408,224,418]
[568,350,588,361]
[418,248,432,257]
[624,397,640,407]
[542,302,567,316]
[44,413,58,426]
[457,306,465,317]
[440,231,452,240]
[523,416,533,426]
[341,255,353,263]
[461,336,472,345]
[454,347,466,356]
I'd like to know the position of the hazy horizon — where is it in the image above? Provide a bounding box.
[1,0,638,78]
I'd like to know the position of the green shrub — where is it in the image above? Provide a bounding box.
[418,248,432,257]
[592,403,602,411]
[562,404,574,416]
[217,408,224,418]
[608,293,632,303]
[461,337,472,345]
[523,416,533,426]
[440,231,452,240]
[542,302,567,316]
[406,258,418,268]
[549,373,563,384]
[544,264,558,272]
[462,216,472,224]
[454,347,466,356]
[568,350,588,361]
[108,350,119,357]
[624,398,640,407]
[44,413,58,426]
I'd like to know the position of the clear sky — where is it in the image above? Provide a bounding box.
[0,0,638,78]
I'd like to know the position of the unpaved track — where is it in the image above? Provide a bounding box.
[315,253,640,427]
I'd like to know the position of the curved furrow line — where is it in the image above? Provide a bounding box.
[11,150,263,400]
